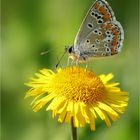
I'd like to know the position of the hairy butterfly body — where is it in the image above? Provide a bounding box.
[66,0,124,62]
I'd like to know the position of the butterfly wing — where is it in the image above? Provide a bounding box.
[74,0,124,58]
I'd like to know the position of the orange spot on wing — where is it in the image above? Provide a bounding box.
[111,47,116,55]
[104,24,112,29]
[101,24,106,28]
[99,6,107,14]
[99,6,111,21]
[113,31,119,35]
[114,35,118,40]
[112,27,121,35]
[94,2,100,9]
[112,28,120,46]
[112,34,118,46]
[112,41,118,46]
[104,14,110,20]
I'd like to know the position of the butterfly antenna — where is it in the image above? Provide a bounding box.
[56,50,67,68]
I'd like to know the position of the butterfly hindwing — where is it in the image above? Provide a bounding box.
[79,20,124,57]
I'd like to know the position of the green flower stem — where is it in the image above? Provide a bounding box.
[71,118,77,140]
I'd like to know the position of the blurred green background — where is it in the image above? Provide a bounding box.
[2,0,139,140]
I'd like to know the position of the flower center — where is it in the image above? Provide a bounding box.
[52,67,106,104]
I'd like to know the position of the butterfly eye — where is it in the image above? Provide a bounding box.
[68,46,73,53]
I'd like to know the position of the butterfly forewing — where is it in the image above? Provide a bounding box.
[73,0,124,58]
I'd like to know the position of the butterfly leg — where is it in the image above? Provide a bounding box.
[67,57,70,66]
[75,60,80,66]
[56,56,63,68]
[85,61,93,70]
[86,63,88,69]
[71,60,74,65]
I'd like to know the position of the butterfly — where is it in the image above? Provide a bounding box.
[66,0,124,63]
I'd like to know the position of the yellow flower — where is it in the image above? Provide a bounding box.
[25,66,128,130]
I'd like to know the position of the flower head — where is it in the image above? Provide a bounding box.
[25,66,128,130]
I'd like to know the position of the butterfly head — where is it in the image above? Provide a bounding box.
[65,45,79,61]
[65,45,74,54]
